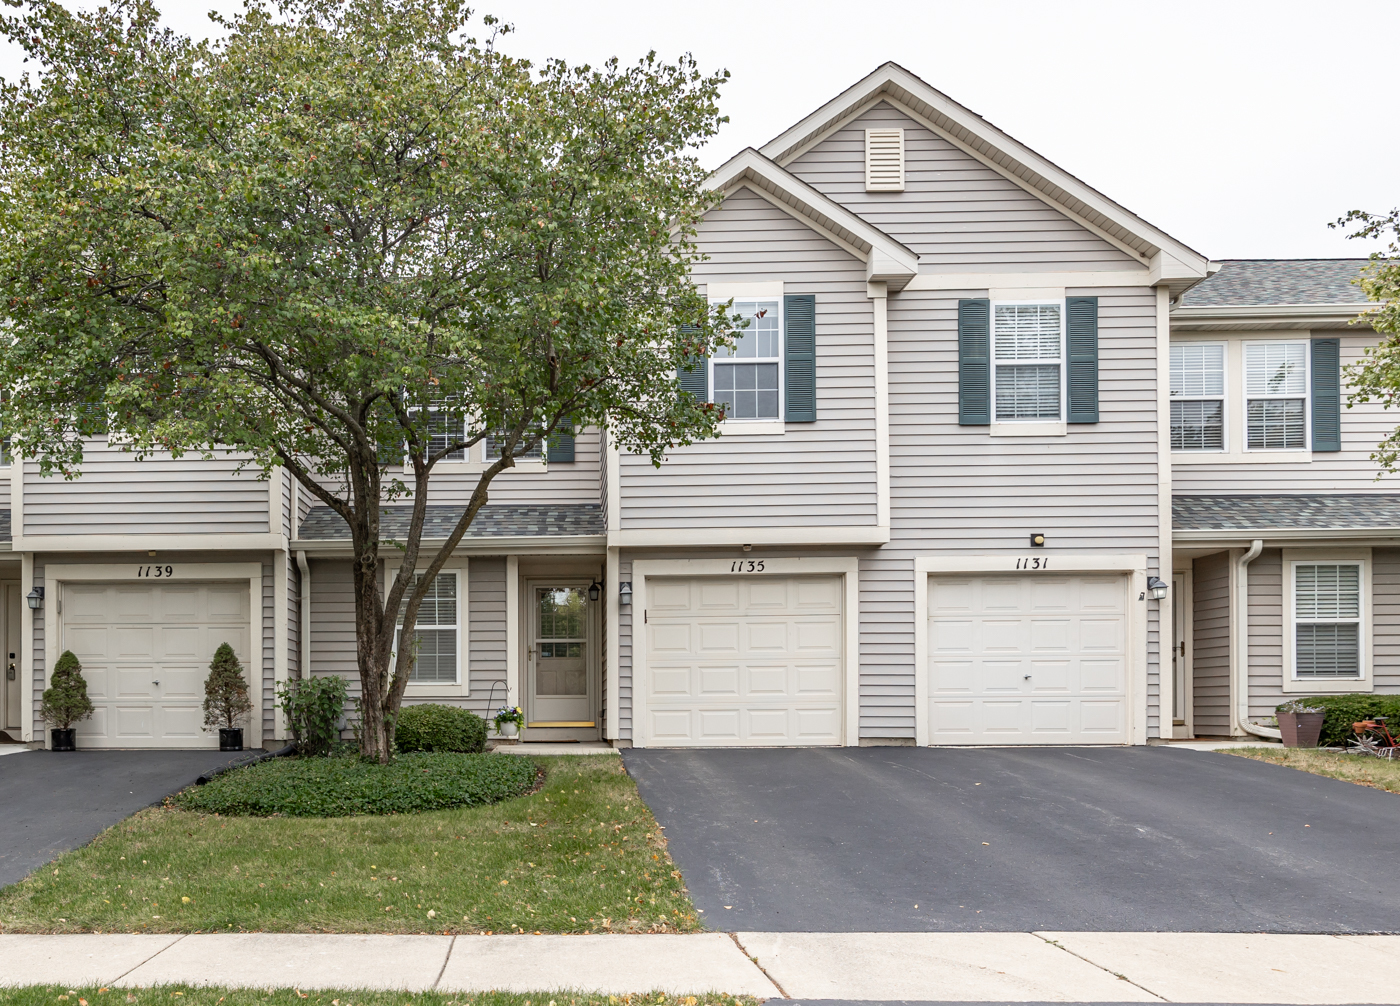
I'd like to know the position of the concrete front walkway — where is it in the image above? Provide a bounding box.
[4,931,1400,1002]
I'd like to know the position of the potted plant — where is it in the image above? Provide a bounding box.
[1277,699,1326,748]
[41,650,94,751]
[203,642,252,751]
[493,704,524,741]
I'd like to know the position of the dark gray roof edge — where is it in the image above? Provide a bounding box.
[1173,493,1400,531]
[297,503,605,542]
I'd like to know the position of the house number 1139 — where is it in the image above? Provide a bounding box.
[137,565,175,577]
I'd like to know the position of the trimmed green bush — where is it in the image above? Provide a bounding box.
[277,675,348,756]
[178,751,537,817]
[396,703,486,753]
[1278,695,1400,747]
[41,650,94,729]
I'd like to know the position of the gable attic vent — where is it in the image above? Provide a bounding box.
[865,128,905,192]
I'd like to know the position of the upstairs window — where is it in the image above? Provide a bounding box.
[484,434,544,460]
[1246,341,1308,450]
[396,572,459,683]
[426,407,468,462]
[1170,343,1226,450]
[992,303,1062,421]
[713,300,782,420]
[1294,562,1361,679]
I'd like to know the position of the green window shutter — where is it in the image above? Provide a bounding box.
[958,298,990,425]
[1311,337,1341,452]
[677,324,708,401]
[547,416,575,463]
[1066,296,1099,424]
[784,294,817,422]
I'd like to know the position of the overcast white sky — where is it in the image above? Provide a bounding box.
[2,0,1393,259]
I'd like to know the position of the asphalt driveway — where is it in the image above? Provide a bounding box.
[623,745,1400,933]
[0,749,257,888]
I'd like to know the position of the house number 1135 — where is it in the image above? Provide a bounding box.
[730,560,766,572]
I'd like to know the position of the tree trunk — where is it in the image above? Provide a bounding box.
[352,548,395,763]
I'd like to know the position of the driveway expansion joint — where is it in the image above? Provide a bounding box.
[1032,932,1168,1002]
[729,931,788,997]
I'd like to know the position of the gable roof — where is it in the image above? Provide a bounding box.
[759,62,1212,290]
[704,148,919,290]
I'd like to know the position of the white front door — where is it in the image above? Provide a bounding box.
[644,574,844,746]
[928,573,1129,744]
[63,581,252,748]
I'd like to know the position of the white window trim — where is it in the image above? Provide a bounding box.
[709,296,785,425]
[1282,548,1370,694]
[1169,340,1228,453]
[1243,338,1310,453]
[989,299,1066,425]
[394,566,469,695]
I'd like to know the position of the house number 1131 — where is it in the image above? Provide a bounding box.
[1015,558,1050,570]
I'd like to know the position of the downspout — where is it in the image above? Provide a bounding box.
[1233,539,1263,736]
[296,550,311,681]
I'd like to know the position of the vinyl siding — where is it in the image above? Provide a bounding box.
[1172,331,1400,493]
[262,560,275,739]
[1373,548,1400,693]
[1193,551,1232,735]
[464,557,507,716]
[23,440,269,536]
[424,429,604,507]
[619,186,878,529]
[1246,549,1284,718]
[29,560,43,732]
[618,557,632,740]
[785,101,1143,272]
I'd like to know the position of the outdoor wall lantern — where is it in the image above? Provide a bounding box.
[618,581,633,606]
[587,580,601,602]
[25,586,43,610]
[1029,532,1046,547]
[1146,576,1169,601]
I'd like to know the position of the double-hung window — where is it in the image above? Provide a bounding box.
[426,406,468,462]
[992,303,1063,421]
[713,300,781,420]
[1245,341,1308,450]
[1170,343,1226,450]
[395,572,459,683]
[1293,562,1362,680]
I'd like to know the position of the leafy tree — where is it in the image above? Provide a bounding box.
[41,650,94,729]
[1332,208,1400,469]
[0,0,734,760]
[203,641,253,730]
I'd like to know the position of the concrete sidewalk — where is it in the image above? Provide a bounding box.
[3,931,1398,1001]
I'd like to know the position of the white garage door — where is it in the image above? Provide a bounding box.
[644,575,843,746]
[63,582,253,749]
[928,573,1128,744]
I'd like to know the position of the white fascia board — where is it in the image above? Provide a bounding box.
[1173,528,1400,545]
[14,532,288,552]
[610,525,889,548]
[706,149,918,289]
[759,62,1210,276]
[1170,303,1376,330]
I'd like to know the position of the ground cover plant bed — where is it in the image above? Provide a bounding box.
[0,756,699,935]
[1227,746,1400,793]
[177,752,537,817]
[0,988,759,1006]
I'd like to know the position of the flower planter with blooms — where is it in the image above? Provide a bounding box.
[494,705,524,739]
[1277,699,1326,748]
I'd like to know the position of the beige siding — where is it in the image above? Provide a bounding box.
[1192,551,1232,735]
[619,187,879,529]
[1246,549,1284,718]
[309,558,358,686]
[24,440,269,536]
[1173,331,1400,493]
[464,557,507,716]
[786,101,1143,272]
[1374,548,1400,693]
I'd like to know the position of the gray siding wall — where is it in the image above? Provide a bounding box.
[1246,549,1284,718]
[1374,548,1400,693]
[618,557,632,739]
[262,560,275,739]
[24,440,269,536]
[1173,331,1400,493]
[424,428,604,507]
[466,557,507,714]
[29,560,43,731]
[1192,551,1232,735]
[619,186,878,529]
[785,101,1142,272]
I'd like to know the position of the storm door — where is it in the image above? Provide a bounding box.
[525,583,597,737]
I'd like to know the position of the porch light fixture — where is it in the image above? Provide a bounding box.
[587,580,601,602]
[618,581,633,606]
[1146,576,1168,601]
[1029,533,1045,547]
[25,586,43,610]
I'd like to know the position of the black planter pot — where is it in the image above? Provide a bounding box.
[50,728,75,751]
[219,727,244,752]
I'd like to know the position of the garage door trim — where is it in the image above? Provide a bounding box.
[42,562,264,749]
[630,556,859,749]
[913,553,1149,747]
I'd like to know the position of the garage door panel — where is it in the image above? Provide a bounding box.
[645,574,844,747]
[66,586,111,620]
[158,625,204,659]
[928,573,1128,745]
[160,664,204,698]
[114,704,155,738]
[65,625,110,659]
[159,588,201,620]
[112,588,157,620]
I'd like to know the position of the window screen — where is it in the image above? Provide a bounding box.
[1294,563,1361,678]
[993,304,1062,421]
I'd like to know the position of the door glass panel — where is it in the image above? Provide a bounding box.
[536,587,587,697]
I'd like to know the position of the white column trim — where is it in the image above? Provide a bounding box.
[1156,285,1174,741]
[20,550,32,742]
[606,427,621,534]
[868,281,891,531]
[605,545,620,740]
[267,466,285,538]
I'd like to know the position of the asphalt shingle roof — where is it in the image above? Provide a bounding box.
[297,503,604,541]
[1174,494,1400,531]
[1179,259,1371,308]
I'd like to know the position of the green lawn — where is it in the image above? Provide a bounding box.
[1226,746,1400,793]
[0,755,701,935]
[0,988,758,1006]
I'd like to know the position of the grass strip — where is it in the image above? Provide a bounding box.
[1226,745,1400,793]
[0,756,700,935]
[176,752,538,817]
[0,988,762,1006]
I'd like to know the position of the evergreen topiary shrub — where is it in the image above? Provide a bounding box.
[203,642,252,730]
[1278,695,1400,747]
[40,650,94,729]
[396,703,487,753]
